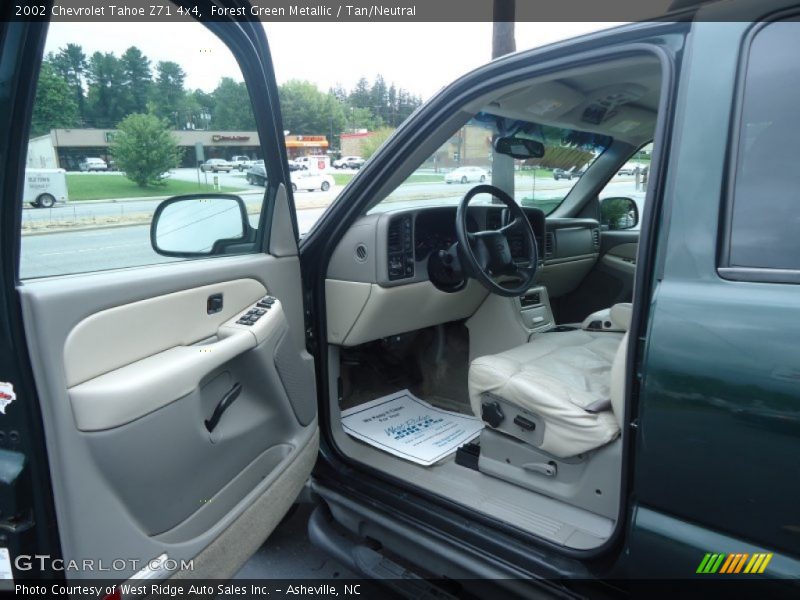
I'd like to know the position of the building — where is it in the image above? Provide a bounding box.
[339,131,374,157]
[26,129,329,170]
[284,135,329,160]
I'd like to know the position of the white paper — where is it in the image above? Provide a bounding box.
[341,389,483,466]
[0,548,13,583]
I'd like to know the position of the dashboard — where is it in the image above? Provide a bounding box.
[386,205,547,288]
[325,203,602,346]
[327,204,599,288]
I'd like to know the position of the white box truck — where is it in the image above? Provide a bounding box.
[24,168,68,208]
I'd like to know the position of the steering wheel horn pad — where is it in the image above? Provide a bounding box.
[455,184,539,297]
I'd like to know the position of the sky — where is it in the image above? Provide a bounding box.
[44,21,623,99]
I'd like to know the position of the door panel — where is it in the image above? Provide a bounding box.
[19,253,317,579]
[64,278,267,390]
[555,230,639,322]
[1,3,318,579]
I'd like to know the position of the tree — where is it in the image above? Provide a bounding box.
[150,61,186,126]
[30,62,79,136]
[188,89,214,129]
[346,105,381,132]
[329,83,348,104]
[394,88,422,124]
[600,197,633,230]
[349,77,371,110]
[211,78,256,130]
[50,43,87,123]
[111,113,181,187]
[119,46,152,115]
[278,80,345,136]
[370,75,388,121]
[386,84,398,125]
[360,127,395,159]
[85,51,127,127]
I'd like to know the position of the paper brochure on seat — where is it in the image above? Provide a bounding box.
[341,390,483,466]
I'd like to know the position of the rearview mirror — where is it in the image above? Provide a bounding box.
[151,194,252,257]
[600,196,639,231]
[493,135,545,160]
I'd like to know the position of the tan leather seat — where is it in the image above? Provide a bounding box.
[468,303,630,458]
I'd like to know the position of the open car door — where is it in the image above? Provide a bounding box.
[0,1,318,583]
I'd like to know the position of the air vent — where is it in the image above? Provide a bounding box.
[521,291,541,308]
[354,243,368,262]
[544,232,555,258]
[387,216,414,281]
[592,228,600,249]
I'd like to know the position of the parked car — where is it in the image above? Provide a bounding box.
[4,3,800,596]
[78,157,107,172]
[290,170,334,192]
[200,158,233,173]
[553,168,577,180]
[334,155,365,169]
[617,162,647,176]
[246,160,266,186]
[23,168,68,208]
[444,166,488,184]
[230,155,252,171]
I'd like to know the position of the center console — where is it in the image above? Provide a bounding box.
[518,286,555,332]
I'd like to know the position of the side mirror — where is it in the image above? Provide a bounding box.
[600,196,639,231]
[150,194,253,257]
[493,135,545,160]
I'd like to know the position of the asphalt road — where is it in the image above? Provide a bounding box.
[22,169,608,225]
[19,173,643,279]
[20,207,328,279]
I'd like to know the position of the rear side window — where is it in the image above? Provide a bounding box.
[727,19,800,272]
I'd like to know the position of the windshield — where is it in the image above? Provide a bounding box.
[369,115,611,215]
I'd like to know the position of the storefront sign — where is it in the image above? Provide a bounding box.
[211,135,250,142]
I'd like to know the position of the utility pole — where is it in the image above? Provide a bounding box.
[492,0,516,59]
[491,0,516,196]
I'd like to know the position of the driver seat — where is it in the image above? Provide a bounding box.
[468,303,631,459]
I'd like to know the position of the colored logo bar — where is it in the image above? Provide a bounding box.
[696,552,772,574]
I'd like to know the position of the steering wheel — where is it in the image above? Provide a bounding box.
[455,184,539,297]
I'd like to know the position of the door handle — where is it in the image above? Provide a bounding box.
[205,382,242,433]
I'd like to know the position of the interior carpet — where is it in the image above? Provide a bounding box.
[340,322,473,415]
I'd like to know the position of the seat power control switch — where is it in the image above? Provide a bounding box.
[481,401,504,428]
[513,415,536,431]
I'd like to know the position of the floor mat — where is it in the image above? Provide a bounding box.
[341,389,483,466]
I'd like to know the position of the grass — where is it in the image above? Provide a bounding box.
[66,174,245,201]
